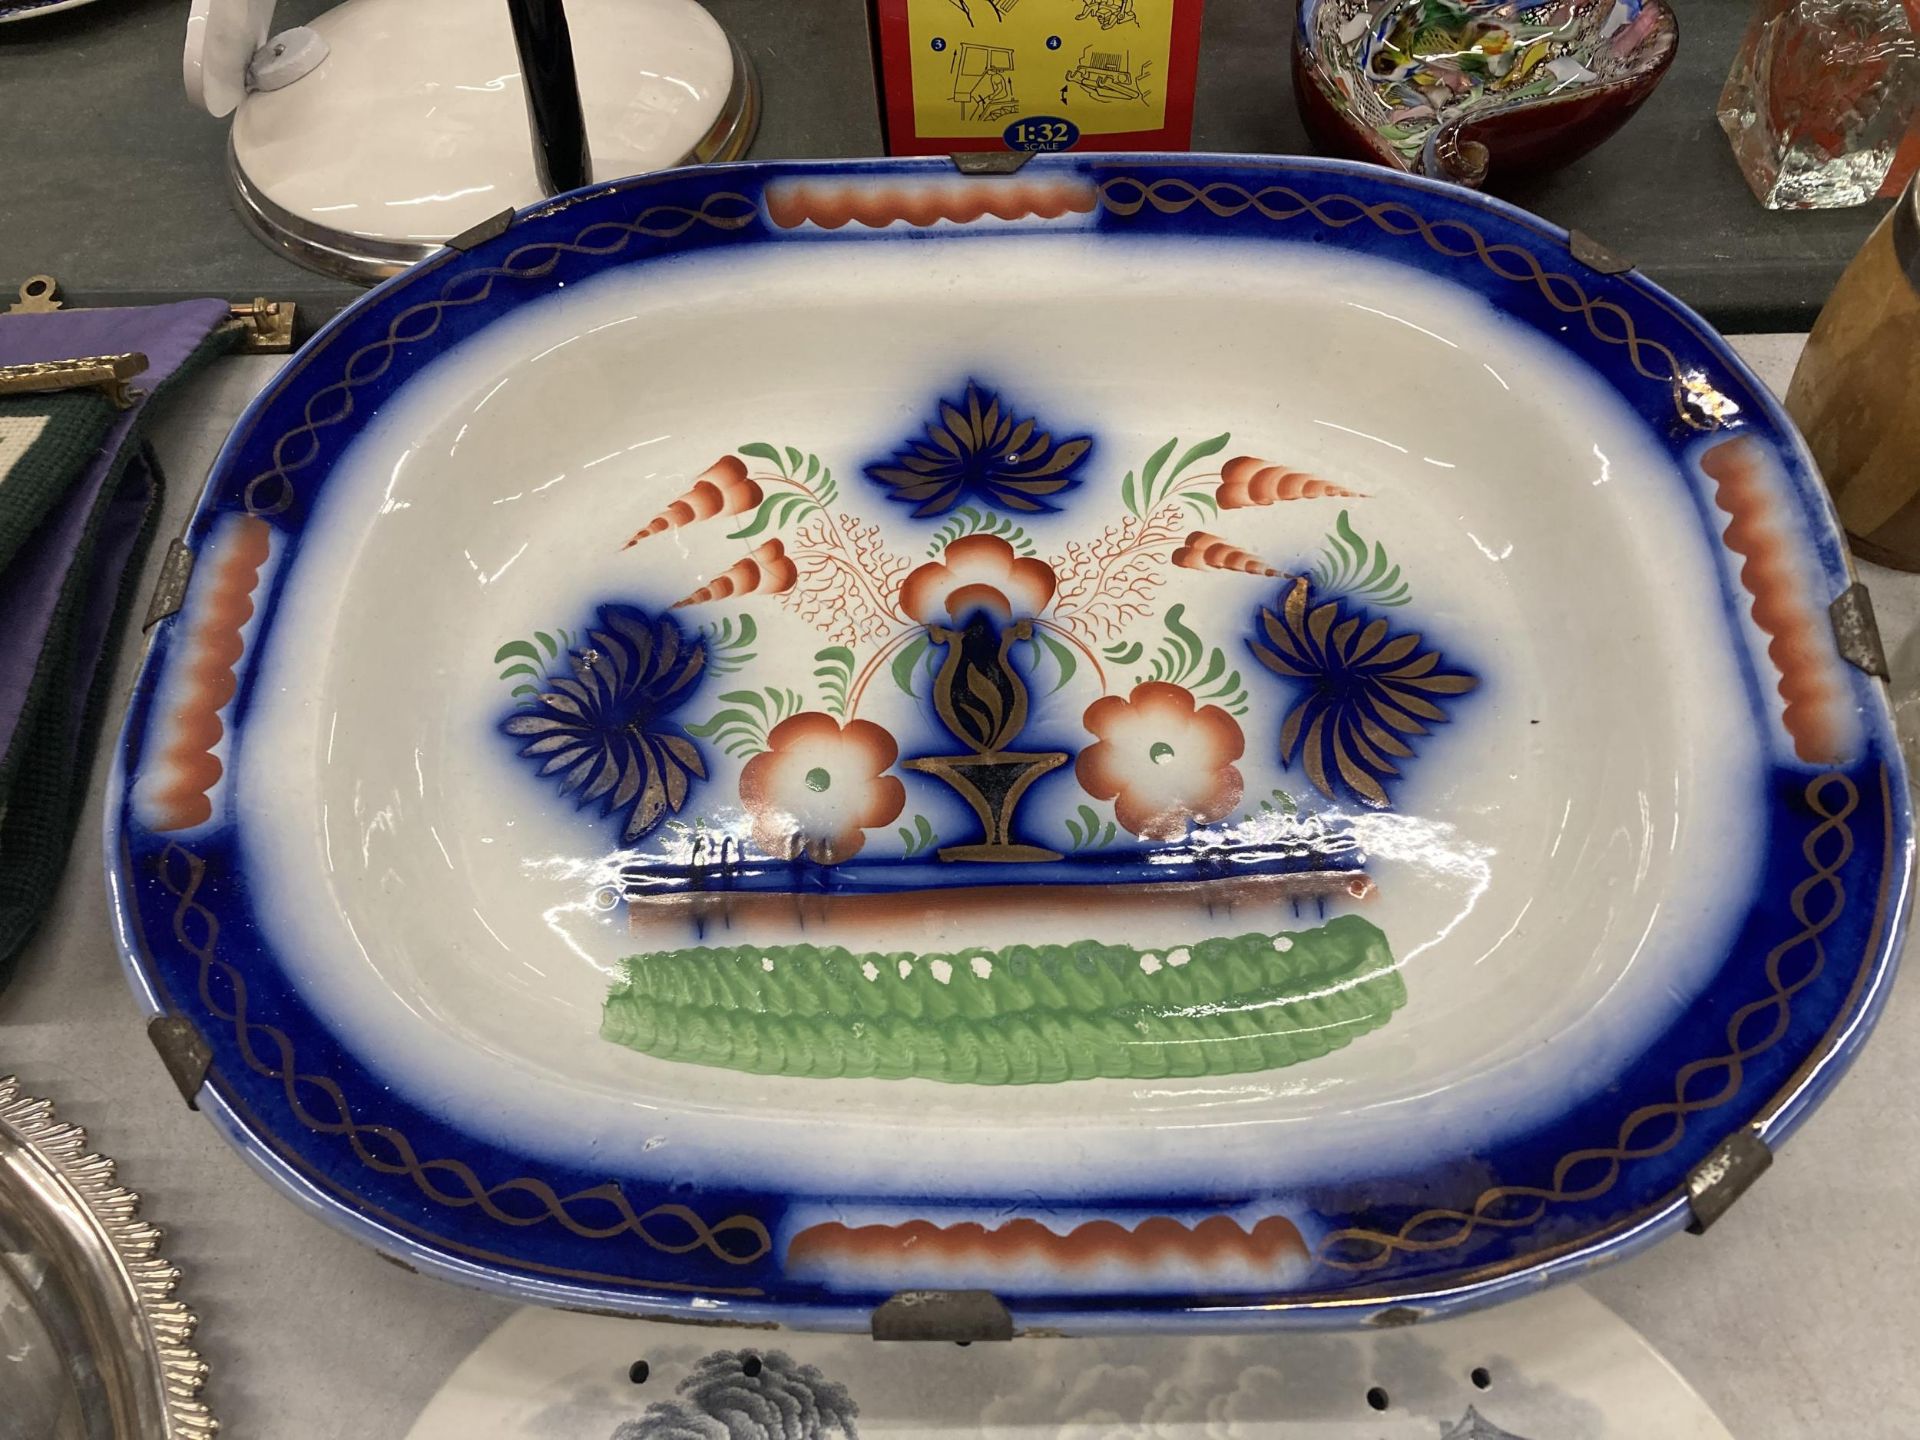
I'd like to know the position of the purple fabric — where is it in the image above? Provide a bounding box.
[65,449,158,733]
[0,299,229,761]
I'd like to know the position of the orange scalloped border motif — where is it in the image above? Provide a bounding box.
[788,1215,1310,1289]
[134,514,273,832]
[1700,436,1855,767]
[764,177,1099,231]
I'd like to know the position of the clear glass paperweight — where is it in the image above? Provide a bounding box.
[1719,0,1920,209]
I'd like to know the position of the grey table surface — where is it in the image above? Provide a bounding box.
[0,0,1895,334]
[2,334,1918,1437]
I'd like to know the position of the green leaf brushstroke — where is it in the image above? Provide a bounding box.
[492,627,574,701]
[896,814,937,858]
[683,687,803,758]
[1134,604,1248,714]
[1027,628,1079,695]
[602,915,1403,1084]
[1123,431,1231,519]
[1064,803,1117,852]
[927,505,1036,556]
[890,634,933,696]
[1311,510,1411,607]
[813,645,856,718]
[701,613,759,676]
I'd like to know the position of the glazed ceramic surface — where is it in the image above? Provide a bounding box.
[108,155,1911,1330]
[219,0,755,281]
[1295,0,1678,185]
[404,1286,1732,1438]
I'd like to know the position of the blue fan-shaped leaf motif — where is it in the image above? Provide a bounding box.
[865,380,1093,518]
[500,605,708,843]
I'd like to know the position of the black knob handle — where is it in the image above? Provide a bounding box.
[504,0,593,197]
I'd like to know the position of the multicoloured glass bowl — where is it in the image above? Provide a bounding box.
[1295,0,1680,187]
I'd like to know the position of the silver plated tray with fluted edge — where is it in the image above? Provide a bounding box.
[0,1077,212,1438]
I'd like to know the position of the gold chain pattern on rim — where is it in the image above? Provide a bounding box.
[1094,175,1715,429]
[1316,770,1857,1271]
[240,192,759,519]
[156,841,773,1272]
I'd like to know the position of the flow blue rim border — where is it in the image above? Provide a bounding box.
[105,153,1914,1330]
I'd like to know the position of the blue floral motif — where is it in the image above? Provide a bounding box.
[866,380,1093,518]
[613,1349,859,1439]
[1249,578,1477,809]
[501,605,707,842]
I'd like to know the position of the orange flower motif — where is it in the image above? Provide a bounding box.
[740,712,907,863]
[1075,682,1245,840]
[899,534,1056,627]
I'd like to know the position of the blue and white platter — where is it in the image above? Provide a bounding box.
[108,154,1913,1331]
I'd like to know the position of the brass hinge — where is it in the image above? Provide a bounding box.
[447,207,516,252]
[0,352,149,409]
[949,151,1035,176]
[144,538,197,630]
[871,1290,1014,1342]
[8,274,62,313]
[9,274,297,354]
[1685,1128,1771,1233]
[147,1014,213,1109]
[1830,582,1889,679]
[225,297,297,353]
[1569,229,1634,276]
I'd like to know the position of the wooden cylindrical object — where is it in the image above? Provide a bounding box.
[1786,175,1920,568]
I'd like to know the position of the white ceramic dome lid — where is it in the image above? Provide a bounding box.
[222,0,740,246]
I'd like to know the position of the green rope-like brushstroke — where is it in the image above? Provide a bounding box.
[601,915,1403,1084]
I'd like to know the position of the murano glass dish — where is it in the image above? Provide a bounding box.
[1294,0,1679,187]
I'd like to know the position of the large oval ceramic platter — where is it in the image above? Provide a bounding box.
[108,155,1912,1330]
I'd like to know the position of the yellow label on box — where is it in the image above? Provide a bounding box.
[903,0,1181,143]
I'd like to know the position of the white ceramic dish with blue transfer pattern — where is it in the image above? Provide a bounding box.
[107,154,1913,1331]
[404,1285,1733,1437]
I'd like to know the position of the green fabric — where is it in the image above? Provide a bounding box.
[0,446,164,977]
[0,324,238,984]
[0,394,114,573]
[0,392,117,809]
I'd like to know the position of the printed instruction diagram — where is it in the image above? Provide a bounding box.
[1077,0,1140,29]
[1065,43,1153,104]
[946,0,1022,24]
[952,42,1019,121]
